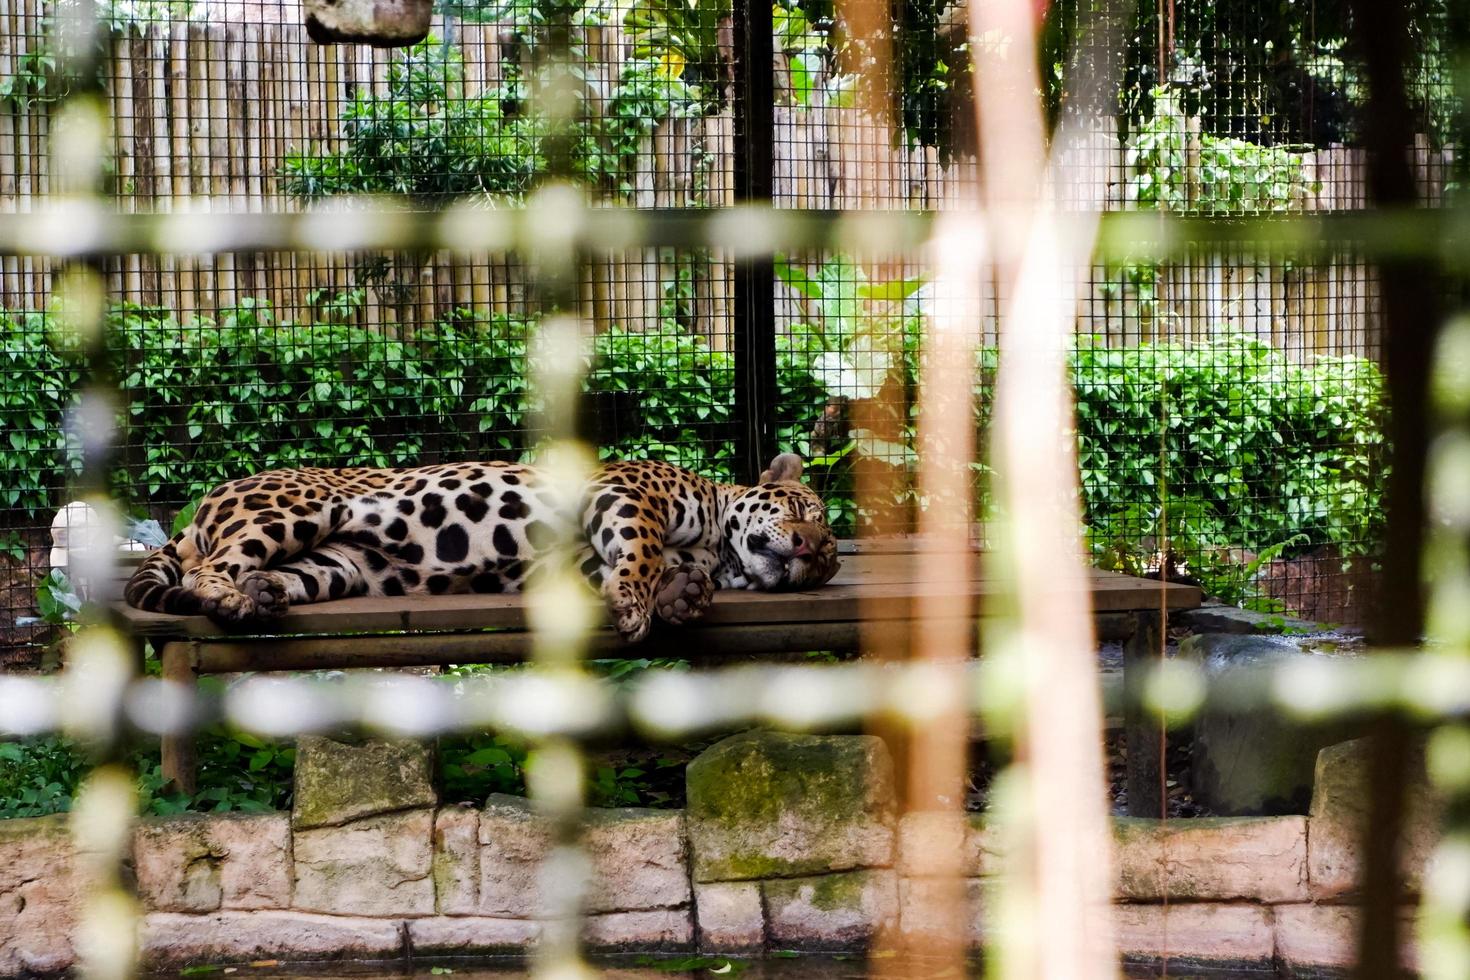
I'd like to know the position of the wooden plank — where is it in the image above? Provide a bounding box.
[113,557,1200,638]
[186,620,881,673]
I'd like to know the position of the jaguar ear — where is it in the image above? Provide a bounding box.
[758,453,804,485]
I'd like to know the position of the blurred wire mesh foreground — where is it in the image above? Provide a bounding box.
[1,0,1469,979]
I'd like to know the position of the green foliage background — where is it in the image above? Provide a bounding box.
[3,300,1383,609]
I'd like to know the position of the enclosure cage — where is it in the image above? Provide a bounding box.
[1,0,1457,667]
[0,0,1468,977]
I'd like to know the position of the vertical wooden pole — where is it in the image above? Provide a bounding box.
[160,641,199,794]
[1123,611,1163,818]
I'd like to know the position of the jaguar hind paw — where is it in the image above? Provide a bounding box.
[201,590,260,627]
[654,564,714,626]
[239,571,291,619]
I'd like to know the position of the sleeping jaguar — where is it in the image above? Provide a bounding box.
[124,453,840,642]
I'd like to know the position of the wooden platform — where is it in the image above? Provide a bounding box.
[111,548,1198,814]
[112,553,1200,669]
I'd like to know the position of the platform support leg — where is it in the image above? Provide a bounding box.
[160,641,199,795]
[1124,611,1164,818]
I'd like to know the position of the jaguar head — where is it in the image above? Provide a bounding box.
[721,453,841,590]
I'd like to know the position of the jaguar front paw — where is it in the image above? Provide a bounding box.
[815,537,842,585]
[606,593,653,643]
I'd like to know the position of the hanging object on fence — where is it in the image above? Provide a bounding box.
[303,0,431,48]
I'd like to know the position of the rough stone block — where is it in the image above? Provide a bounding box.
[1180,634,1359,815]
[897,811,996,878]
[141,910,404,968]
[694,880,765,953]
[477,794,549,917]
[133,813,291,912]
[293,809,434,916]
[291,735,436,830]
[433,806,480,914]
[1113,816,1307,903]
[1113,903,1274,968]
[0,815,78,976]
[584,808,690,913]
[477,796,690,917]
[762,869,898,951]
[898,876,985,948]
[1308,738,1442,899]
[407,916,541,955]
[1274,903,1419,974]
[584,908,695,952]
[686,731,896,883]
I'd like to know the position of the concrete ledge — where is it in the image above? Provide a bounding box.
[0,815,78,976]
[141,910,405,968]
[583,908,695,952]
[1114,816,1308,903]
[897,877,985,948]
[1177,604,1319,635]
[293,809,436,917]
[133,813,292,913]
[762,870,898,951]
[1274,903,1418,977]
[1115,903,1275,968]
[694,881,765,953]
[406,915,541,955]
[897,812,995,878]
[1307,738,1441,900]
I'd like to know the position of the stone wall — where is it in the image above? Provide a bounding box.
[0,732,1438,977]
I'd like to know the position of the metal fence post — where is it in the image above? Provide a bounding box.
[732,0,777,484]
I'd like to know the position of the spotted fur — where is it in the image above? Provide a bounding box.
[124,453,840,642]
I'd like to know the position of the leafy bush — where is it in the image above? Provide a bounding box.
[281,36,717,205]
[281,41,542,202]
[780,325,1385,602]
[1127,90,1319,214]
[0,303,734,519]
[588,326,736,478]
[1075,336,1384,602]
[109,302,537,502]
[623,0,729,109]
[1,313,82,511]
[0,727,294,820]
[439,732,528,803]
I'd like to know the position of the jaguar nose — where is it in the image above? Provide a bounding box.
[791,531,812,558]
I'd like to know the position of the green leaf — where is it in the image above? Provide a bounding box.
[773,259,824,301]
[463,747,513,767]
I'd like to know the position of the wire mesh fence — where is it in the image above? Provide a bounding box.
[0,0,1469,976]
[0,0,1459,657]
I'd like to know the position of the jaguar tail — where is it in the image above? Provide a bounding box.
[123,536,201,614]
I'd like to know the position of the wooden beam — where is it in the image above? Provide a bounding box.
[112,557,1200,640]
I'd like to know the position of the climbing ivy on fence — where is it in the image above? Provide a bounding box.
[0,313,82,511]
